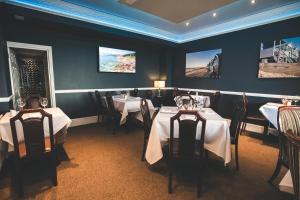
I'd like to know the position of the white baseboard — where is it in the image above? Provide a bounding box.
[70,115,98,127]
[70,115,278,136]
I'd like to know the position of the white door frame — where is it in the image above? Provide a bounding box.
[6,41,56,107]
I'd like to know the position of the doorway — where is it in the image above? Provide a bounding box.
[7,42,56,109]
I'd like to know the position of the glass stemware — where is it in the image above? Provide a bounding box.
[40,97,48,108]
[17,98,26,111]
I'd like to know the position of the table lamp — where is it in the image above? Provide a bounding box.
[154,80,165,97]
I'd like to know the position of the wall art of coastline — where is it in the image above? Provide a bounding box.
[99,47,136,73]
[258,36,300,78]
[185,49,222,78]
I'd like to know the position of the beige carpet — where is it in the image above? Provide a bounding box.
[0,124,292,200]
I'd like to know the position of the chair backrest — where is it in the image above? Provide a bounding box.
[278,106,300,135]
[105,92,116,114]
[210,91,221,112]
[170,110,206,158]
[230,102,247,141]
[285,129,300,200]
[10,109,54,159]
[131,88,138,97]
[144,90,153,99]
[25,95,42,109]
[95,90,108,114]
[140,98,151,136]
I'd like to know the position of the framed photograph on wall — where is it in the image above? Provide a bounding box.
[185,49,222,78]
[99,46,136,73]
[258,36,300,78]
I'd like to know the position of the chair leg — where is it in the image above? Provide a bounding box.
[197,166,202,198]
[51,153,58,186]
[268,158,283,183]
[141,136,147,161]
[263,123,269,142]
[168,166,173,194]
[235,144,239,171]
[97,113,100,123]
[15,163,24,197]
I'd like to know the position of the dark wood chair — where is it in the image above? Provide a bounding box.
[131,88,139,97]
[140,98,158,161]
[95,90,109,124]
[210,91,221,113]
[25,95,42,109]
[269,106,300,183]
[241,95,269,137]
[105,92,121,134]
[180,94,196,107]
[10,109,57,197]
[168,110,207,197]
[230,96,247,170]
[144,90,153,100]
[285,129,300,200]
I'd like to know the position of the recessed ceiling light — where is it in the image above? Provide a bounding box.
[185,22,190,26]
[251,0,256,4]
[213,12,217,17]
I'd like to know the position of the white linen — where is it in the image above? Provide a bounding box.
[0,107,72,146]
[279,170,293,194]
[113,96,155,125]
[145,106,231,165]
[259,103,283,129]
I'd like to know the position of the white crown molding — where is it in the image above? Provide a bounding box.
[5,0,300,43]
[179,2,300,43]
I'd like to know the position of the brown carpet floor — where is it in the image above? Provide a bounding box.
[0,124,293,200]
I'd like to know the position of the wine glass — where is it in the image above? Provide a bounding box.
[17,98,26,111]
[40,97,48,108]
[175,97,183,108]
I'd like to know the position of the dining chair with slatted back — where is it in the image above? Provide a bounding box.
[210,91,221,113]
[131,88,139,97]
[140,98,152,161]
[269,106,300,183]
[105,92,121,134]
[144,90,153,100]
[285,129,300,200]
[230,101,247,170]
[169,110,206,197]
[95,90,109,123]
[10,108,57,197]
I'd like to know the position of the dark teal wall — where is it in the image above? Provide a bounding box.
[173,17,300,96]
[0,4,175,117]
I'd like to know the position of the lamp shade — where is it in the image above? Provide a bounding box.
[154,80,165,88]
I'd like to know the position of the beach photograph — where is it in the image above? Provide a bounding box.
[258,36,300,78]
[185,49,221,78]
[99,47,136,73]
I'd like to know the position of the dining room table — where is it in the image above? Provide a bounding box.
[0,107,72,170]
[113,95,155,125]
[145,106,231,165]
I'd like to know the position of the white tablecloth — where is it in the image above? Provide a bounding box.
[279,170,293,194]
[0,107,72,146]
[113,96,155,125]
[259,103,283,129]
[145,106,231,165]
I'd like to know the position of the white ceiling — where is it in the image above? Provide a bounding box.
[5,0,300,43]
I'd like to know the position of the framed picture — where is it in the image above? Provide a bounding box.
[99,46,136,73]
[258,36,300,78]
[185,49,222,78]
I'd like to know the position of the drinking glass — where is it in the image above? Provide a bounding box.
[17,98,26,111]
[40,97,48,108]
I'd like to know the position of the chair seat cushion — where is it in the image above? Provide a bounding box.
[18,137,51,158]
[244,114,267,125]
[170,139,203,159]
